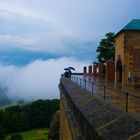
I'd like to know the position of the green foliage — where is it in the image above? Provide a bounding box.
[6,128,48,140]
[0,99,59,136]
[9,133,23,140]
[96,32,115,63]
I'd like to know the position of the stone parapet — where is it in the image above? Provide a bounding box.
[106,60,115,81]
[88,65,92,76]
[83,66,87,75]
[98,64,104,78]
[59,77,140,140]
[59,85,83,140]
[93,65,97,76]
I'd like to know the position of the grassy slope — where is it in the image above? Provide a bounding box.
[6,128,48,140]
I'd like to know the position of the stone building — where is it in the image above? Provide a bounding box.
[115,19,140,86]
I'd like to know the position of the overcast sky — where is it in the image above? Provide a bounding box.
[0,0,140,64]
[0,0,140,100]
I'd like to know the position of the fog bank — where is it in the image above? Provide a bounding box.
[0,57,88,101]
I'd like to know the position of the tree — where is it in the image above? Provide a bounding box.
[96,32,115,64]
[0,99,60,136]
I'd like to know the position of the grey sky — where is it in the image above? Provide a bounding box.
[0,0,140,100]
[0,0,140,60]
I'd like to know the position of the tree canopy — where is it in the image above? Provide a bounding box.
[96,32,115,64]
[0,99,59,139]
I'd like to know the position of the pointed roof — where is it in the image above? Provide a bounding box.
[123,19,140,30]
[115,19,140,37]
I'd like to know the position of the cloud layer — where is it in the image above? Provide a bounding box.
[0,57,88,101]
[1,0,140,61]
[0,0,140,101]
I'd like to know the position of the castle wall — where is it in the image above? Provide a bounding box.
[115,33,124,84]
[106,60,115,81]
[60,99,73,140]
[59,77,140,140]
[124,31,140,85]
[115,31,140,86]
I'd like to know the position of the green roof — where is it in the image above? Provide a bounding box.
[115,19,140,37]
[122,19,140,30]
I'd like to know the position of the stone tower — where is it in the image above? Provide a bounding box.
[115,19,140,86]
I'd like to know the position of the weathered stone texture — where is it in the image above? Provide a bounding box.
[94,65,97,76]
[115,33,124,83]
[125,31,140,86]
[106,60,115,81]
[59,84,84,140]
[98,64,104,78]
[115,31,140,86]
[60,99,73,140]
[60,77,140,140]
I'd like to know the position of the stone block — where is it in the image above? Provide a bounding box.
[83,66,87,75]
[88,65,92,76]
[98,64,104,78]
[93,65,97,76]
[106,60,115,81]
[98,114,140,140]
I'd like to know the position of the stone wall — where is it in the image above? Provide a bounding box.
[83,66,87,75]
[106,60,115,81]
[98,64,104,78]
[115,32,124,83]
[59,82,84,140]
[88,65,92,76]
[124,31,140,86]
[115,31,140,86]
[60,99,73,140]
[93,65,97,76]
[59,77,140,140]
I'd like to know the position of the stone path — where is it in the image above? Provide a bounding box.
[71,75,140,115]
[61,77,140,140]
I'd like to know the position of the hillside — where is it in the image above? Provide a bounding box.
[0,99,60,140]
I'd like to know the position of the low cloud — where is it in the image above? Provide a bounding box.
[0,57,88,101]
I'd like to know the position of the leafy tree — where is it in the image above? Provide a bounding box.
[96,32,115,63]
[1,99,59,136]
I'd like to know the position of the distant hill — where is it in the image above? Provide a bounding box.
[0,99,59,140]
